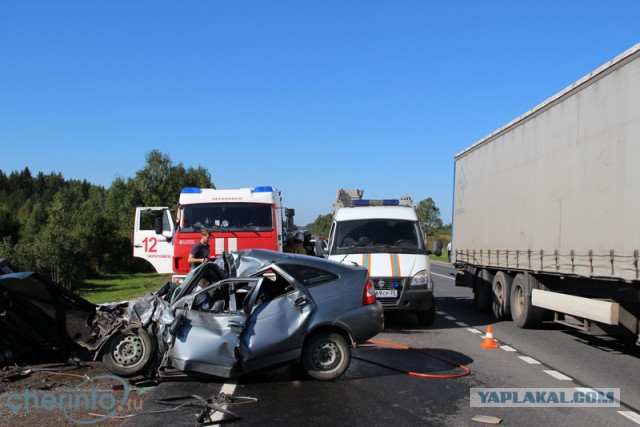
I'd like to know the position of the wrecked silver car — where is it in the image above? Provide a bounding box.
[92,249,384,381]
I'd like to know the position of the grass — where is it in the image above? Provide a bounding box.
[428,233,451,264]
[77,273,170,304]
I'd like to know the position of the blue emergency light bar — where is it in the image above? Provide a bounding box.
[253,186,274,193]
[353,199,400,206]
[181,187,203,194]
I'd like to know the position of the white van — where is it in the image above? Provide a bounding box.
[326,189,442,325]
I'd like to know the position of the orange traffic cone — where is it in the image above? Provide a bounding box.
[481,325,500,349]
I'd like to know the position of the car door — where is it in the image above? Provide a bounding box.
[238,268,317,373]
[132,207,174,274]
[167,278,261,379]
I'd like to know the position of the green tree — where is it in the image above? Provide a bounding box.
[0,206,19,244]
[134,150,214,207]
[307,214,332,238]
[415,197,443,236]
[36,185,88,288]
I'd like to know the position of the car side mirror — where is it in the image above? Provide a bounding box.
[430,239,443,257]
[315,240,327,257]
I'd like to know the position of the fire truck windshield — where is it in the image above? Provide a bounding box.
[180,203,273,233]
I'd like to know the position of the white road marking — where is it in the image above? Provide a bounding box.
[208,380,238,424]
[467,328,483,334]
[500,345,517,352]
[436,311,446,315]
[518,356,541,364]
[618,411,640,424]
[432,272,455,280]
[444,315,456,321]
[543,370,573,381]
[455,321,469,327]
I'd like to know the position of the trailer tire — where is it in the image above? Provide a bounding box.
[510,274,545,328]
[474,269,493,313]
[492,271,513,320]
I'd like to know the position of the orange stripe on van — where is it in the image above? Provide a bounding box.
[362,254,371,275]
[389,253,401,277]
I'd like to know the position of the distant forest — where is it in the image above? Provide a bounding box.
[0,149,448,289]
[0,150,213,289]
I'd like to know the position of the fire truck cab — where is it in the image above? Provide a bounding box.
[133,186,293,280]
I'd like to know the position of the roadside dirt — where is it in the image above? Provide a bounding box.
[0,359,154,426]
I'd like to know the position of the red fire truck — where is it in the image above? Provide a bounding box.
[133,186,294,280]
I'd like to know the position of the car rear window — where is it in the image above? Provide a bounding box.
[279,264,337,287]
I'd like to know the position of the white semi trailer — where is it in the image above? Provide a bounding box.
[452,44,640,343]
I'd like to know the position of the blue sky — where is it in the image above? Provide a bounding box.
[1,1,638,226]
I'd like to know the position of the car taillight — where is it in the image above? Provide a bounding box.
[362,279,376,306]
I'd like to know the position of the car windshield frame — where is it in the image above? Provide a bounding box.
[179,203,274,233]
[330,218,426,255]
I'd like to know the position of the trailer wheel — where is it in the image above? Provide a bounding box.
[492,271,513,320]
[474,269,493,313]
[510,274,545,328]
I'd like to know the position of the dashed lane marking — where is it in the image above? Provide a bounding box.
[619,411,640,425]
[467,328,483,334]
[500,345,517,352]
[519,356,541,364]
[455,321,469,327]
[444,315,456,321]
[544,370,573,381]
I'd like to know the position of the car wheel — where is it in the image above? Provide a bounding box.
[416,299,436,326]
[301,331,351,380]
[102,327,155,377]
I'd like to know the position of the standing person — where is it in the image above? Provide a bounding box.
[188,229,211,270]
[447,241,452,262]
[302,231,316,256]
[284,231,306,254]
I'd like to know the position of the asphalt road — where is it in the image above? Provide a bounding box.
[121,262,640,426]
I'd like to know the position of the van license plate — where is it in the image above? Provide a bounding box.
[375,290,397,298]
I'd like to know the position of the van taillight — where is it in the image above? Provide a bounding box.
[363,279,376,306]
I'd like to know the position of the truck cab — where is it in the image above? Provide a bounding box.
[133,186,293,282]
[326,189,441,326]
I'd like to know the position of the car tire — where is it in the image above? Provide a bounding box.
[102,327,155,378]
[416,299,436,326]
[301,331,351,380]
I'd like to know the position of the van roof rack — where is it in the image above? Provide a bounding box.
[333,189,413,213]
